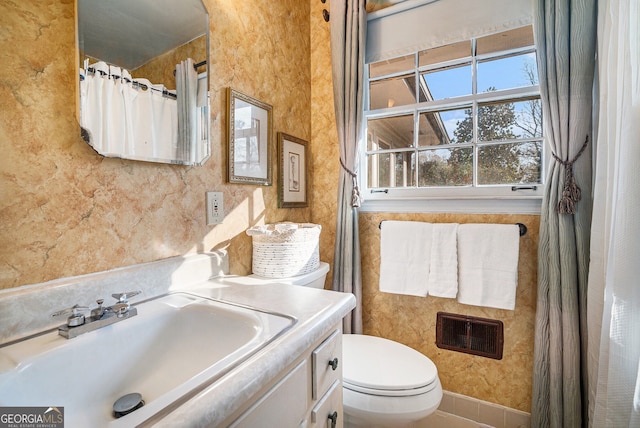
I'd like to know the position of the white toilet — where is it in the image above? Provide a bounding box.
[248,262,442,427]
[342,334,442,427]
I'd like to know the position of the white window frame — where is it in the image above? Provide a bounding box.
[360,32,546,215]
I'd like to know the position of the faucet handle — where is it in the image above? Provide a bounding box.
[52,304,89,318]
[52,304,90,327]
[111,291,141,303]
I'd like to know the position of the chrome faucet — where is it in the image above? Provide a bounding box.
[52,291,141,339]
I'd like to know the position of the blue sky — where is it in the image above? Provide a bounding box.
[423,53,538,140]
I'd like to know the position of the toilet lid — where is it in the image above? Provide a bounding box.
[342,334,438,396]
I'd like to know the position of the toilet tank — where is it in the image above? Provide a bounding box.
[249,262,330,289]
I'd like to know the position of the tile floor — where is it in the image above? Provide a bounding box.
[416,391,531,428]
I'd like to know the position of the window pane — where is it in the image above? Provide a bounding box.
[368,153,390,188]
[367,152,416,188]
[369,54,414,78]
[364,24,543,194]
[477,52,538,93]
[369,74,416,110]
[417,147,473,186]
[477,99,543,142]
[419,40,471,67]
[368,115,414,149]
[419,108,471,146]
[393,151,415,187]
[477,25,534,55]
[477,141,542,185]
[420,64,472,100]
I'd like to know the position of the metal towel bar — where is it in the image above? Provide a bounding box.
[377,221,528,237]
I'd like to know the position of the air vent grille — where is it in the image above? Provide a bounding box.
[436,312,504,360]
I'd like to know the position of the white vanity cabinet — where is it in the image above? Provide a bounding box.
[229,326,343,428]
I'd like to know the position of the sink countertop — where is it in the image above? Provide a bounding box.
[151,276,356,427]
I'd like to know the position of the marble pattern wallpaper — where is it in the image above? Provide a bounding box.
[0,0,311,289]
[359,213,538,412]
[132,36,208,90]
[1,0,537,414]
[309,0,340,288]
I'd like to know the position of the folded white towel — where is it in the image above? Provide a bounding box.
[428,223,459,298]
[457,224,520,310]
[379,221,432,297]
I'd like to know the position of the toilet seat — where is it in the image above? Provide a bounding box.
[342,334,439,397]
[344,380,438,397]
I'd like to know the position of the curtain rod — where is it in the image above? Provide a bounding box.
[193,60,207,69]
[82,68,177,99]
[173,60,207,76]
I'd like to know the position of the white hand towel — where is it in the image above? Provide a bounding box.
[379,221,433,297]
[428,223,459,298]
[457,224,520,310]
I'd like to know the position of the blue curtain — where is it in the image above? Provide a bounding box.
[329,0,366,334]
[531,0,597,426]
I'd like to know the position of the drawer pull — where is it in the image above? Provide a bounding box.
[328,411,338,428]
[328,357,339,371]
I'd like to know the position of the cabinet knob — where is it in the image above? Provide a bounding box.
[328,357,339,371]
[328,411,338,428]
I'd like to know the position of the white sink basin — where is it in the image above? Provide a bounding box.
[0,292,295,427]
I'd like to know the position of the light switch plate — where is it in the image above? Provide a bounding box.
[206,191,224,225]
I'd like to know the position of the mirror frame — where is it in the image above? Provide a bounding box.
[227,88,273,186]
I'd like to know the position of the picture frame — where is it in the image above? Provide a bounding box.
[227,88,273,185]
[278,132,308,208]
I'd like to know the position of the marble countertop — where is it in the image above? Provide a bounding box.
[150,276,356,427]
[0,252,355,427]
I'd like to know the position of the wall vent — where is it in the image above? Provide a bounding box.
[436,312,504,360]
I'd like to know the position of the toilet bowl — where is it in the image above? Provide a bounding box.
[342,334,442,427]
[248,263,442,427]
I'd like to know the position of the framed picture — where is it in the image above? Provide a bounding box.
[227,88,273,185]
[278,132,308,208]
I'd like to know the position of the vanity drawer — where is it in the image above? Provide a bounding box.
[312,329,341,400]
[311,380,343,428]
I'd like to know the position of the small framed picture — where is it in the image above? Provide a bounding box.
[278,132,308,208]
[227,88,273,185]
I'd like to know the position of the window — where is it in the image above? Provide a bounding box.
[363,25,543,211]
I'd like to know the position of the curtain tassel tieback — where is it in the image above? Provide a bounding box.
[340,156,363,208]
[552,135,589,215]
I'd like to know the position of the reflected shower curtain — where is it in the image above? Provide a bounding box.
[79,60,177,160]
[330,0,366,334]
[175,58,198,164]
[587,0,640,425]
[531,0,597,427]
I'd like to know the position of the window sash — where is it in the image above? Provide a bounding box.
[362,28,544,205]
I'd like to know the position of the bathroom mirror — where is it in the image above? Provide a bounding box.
[77,0,210,165]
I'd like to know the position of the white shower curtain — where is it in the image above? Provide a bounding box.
[587,0,640,426]
[79,61,177,161]
[175,58,198,164]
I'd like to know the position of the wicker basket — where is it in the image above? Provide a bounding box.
[247,223,321,278]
